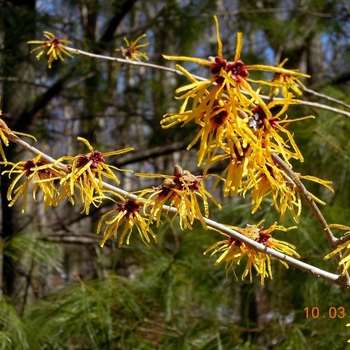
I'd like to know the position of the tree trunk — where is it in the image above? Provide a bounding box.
[1,0,36,296]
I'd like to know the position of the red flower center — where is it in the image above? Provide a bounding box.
[23,160,46,177]
[89,151,105,168]
[118,200,140,218]
[227,236,242,247]
[256,231,271,246]
[24,160,36,177]
[211,108,228,126]
[210,57,227,75]
[210,57,249,84]
[76,151,105,170]
[227,60,249,81]
[249,105,280,130]
[51,38,61,47]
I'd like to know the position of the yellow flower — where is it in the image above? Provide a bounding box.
[137,165,221,230]
[163,17,260,92]
[204,221,299,284]
[204,234,260,282]
[0,119,11,161]
[187,98,255,167]
[161,66,220,129]
[116,34,149,61]
[298,174,334,204]
[162,17,249,128]
[199,95,308,183]
[163,16,309,117]
[27,31,76,68]
[196,98,330,222]
[238,155,333,222]
[58,172,107,215]
[247,96,311,163]
[57,137,133,214]
[203,142,253,197]
[249,162,302,222]
[97,198,157,247]
[1,154,64,213]
[266,58,309,97]
[324,224,350,276]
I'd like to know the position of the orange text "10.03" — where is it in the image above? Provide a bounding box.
[304,306,346,319]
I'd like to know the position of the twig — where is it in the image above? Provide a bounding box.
[70,48,185,76]
[256,92,350,118]
[336,233,350,246]
[69,48,350,118]
[4,133,350,289]
[272,153,350,286]
[303,87,350,110]
[41,234,110,245]
[272,154,336,246]
[291,100,350,118]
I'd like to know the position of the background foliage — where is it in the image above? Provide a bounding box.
[1,0,350,349]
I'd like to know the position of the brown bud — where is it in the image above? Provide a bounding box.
[174,165,183,176]
[162,177,176,188]
[182,170,197,182]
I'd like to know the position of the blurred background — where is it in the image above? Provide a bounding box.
[1,0,350,349]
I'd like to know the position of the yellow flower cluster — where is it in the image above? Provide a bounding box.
[96,164,222,247]
[57,137,133,214]
[0,125,154,247]
[162,16,332,222]
[1,137,133,215]
[137,165,222,230]
[3,154,65,213]
[204,220,299,284]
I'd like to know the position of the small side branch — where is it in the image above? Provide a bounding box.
[272,153,350,286]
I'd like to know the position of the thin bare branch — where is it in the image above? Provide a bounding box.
[303,87,350,110]
[272,154,336,246]
[68,48,350,118]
